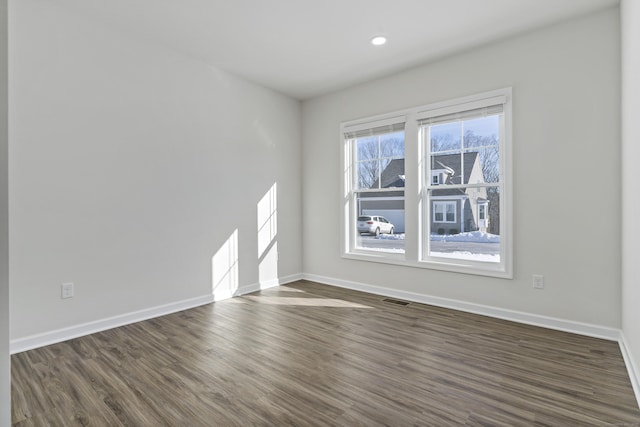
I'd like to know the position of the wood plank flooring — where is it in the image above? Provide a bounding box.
[11,280,640,426]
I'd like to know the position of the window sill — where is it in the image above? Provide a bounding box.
[342,251,512,279]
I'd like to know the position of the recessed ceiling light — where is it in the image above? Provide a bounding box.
[371,36,387,46]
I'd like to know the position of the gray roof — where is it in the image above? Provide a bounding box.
[370,153,480,197]
[430,152,479,197]
[431,152,478,186]
[372,159,405,189]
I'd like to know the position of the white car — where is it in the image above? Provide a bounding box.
[357,215,394,236]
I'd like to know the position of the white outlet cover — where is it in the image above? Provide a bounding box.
[61,282,74,299]
[532,275,544,289]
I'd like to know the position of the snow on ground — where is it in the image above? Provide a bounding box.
[360,247,406,254]
[376,233,405,240]
[430,252,500,262]
[376,231,500,243]
[356,247,499,261]
[372,231,501,262]
[428,231,500,243]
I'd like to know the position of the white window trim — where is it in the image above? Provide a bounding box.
[340,88,512,279]
[341,113,407,260]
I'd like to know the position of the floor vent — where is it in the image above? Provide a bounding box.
[382,298,409,306]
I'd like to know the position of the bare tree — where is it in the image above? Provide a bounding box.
[465,131,500,235]
[357,136,404,189]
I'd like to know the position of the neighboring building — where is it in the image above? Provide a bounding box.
[358,159,406,233]
[428,152,488,234]
[359,153,490,235]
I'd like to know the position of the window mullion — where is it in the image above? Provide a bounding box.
[460,122,465,187]
[403,117,419,261]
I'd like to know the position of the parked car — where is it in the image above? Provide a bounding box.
[357,215,394,236]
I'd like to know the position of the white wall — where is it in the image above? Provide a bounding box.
[9,1,302,341]
[303,8,621,328]
[0,0,8,423]
[621,0,640,399]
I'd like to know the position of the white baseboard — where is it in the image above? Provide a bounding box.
[11,273,306,354]
[10,294,214,354]
[227,273,304,299]
[620,333,640,409]
[302,273,621,341]
[278,273,305,284]
[258,273,304,291]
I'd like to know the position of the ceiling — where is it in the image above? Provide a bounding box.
[57,0,619,100]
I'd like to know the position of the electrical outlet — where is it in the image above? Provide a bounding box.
[532,274,544,289]
[61,282,74,299]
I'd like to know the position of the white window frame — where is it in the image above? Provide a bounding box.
[340,88,512,278]
[341,115,407,260]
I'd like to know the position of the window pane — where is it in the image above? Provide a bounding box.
[463,115,500,149]
[352,128,405,254]
[380,132,404,159]
[430,122,461,153]
[463,115,500,184]
[357,160,378,189]
[428,114,501,187]
[446,203,455,222]
[357,137,379,161]
[429,186,501,263]
[473,146,500,184]
[429,148,500,186]
[430,154,457,185]
[356,131,405,190]
[374,158,403,189]
[355,191,405,254]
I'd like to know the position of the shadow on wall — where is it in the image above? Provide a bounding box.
[211,182,279,301]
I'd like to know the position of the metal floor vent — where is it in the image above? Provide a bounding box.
[382,298,410,306]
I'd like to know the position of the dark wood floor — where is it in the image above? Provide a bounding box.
[11,280,640,426]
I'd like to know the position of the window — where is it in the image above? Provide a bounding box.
[341,89,511,277]
[478,202,488,230]
[431,170,447,185]
[433,201,456,223]
[343,118,405,255]
[479,204,486,220]
[420,92,507,270]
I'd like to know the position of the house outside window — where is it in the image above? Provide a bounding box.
[341,88,511,278]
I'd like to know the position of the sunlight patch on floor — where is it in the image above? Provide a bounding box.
[244,296,371,308]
